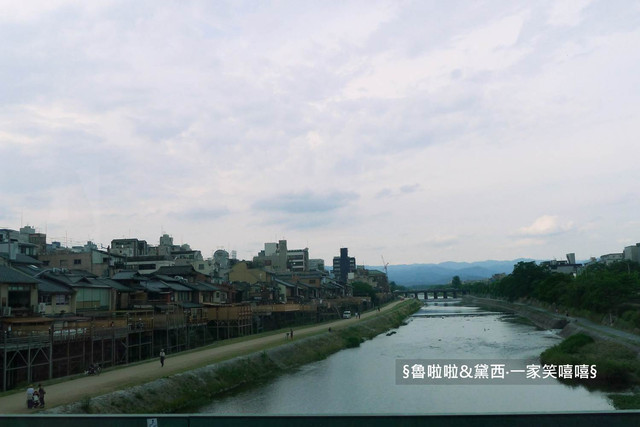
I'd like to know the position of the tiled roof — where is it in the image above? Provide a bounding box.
[161,281,193,292]
[37,278,74,294]
[89,278,134,292]
[0,265,39,284]
[111,271,143,280]
[0,253,42,265]
[154,265,197,276]
[190,282,218,292]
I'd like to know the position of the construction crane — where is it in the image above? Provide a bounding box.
[381,255,389,276]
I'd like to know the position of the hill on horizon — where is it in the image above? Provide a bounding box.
[365,259,535,287]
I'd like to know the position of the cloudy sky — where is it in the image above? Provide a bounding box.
[1,0,639,265]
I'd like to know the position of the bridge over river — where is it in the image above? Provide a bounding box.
[394,289,469,300]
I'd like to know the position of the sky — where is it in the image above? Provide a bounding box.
[1,0,640,265]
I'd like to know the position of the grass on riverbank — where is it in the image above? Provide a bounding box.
[540,333,640,402]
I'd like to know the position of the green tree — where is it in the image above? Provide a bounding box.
[389,281,406,292]
[351,281,379,305]
[451,276,462,289]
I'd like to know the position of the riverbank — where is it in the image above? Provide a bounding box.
[46,299,421,414]
[464,296,570,330]
[465,296,640,350]
[465,296,640,409]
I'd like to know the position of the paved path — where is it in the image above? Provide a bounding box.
[0,301,401,414]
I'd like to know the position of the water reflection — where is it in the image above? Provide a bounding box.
[199,300,613,414]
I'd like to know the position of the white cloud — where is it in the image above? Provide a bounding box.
[342,11,529,100]
[548,0,592,27]
[1,1,640,264]
[518,216,575,237]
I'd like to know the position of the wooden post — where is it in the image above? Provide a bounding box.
[112,326,116,367]
[49,327,53,380]
[165,313,169,353]
[3,330,7,392]
[90,323,94,364]
[27,339,32,384]
[151,317,154,356]
[66,338,70,376]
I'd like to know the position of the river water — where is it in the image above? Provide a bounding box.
[199,300,614,414]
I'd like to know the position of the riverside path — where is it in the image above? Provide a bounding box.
[0,301,402,414]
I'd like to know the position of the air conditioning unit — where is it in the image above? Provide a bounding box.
[2,307,11,316]
[38,303,47,314]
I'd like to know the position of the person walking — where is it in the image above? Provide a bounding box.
[38,384,46,407]
[290,328,293,339]
[26,385,34,409]
[159,349,166,367]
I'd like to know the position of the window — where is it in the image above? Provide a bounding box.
[74,259,82,265]
[43,260,50,266]
[55,294,68,305]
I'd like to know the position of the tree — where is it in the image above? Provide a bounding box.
[351,281,379,305]
[389,281,405,292]
[451,276,462,289]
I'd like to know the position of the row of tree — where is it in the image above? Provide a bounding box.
[466,261,640,321]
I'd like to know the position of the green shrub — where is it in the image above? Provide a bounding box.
[557,333,594,353]
[345,336,364,348]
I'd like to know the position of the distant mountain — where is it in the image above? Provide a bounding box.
[366,259,534,287]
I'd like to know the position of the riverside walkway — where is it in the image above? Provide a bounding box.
[0,301,402,414]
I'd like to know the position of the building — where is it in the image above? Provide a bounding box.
[353,266,389,292]
[110,238,149,258]
[253,240,288,271]
[0,228,38,259]
[37,246,124,277]
[229,261,275,285]
[0,265,40,317]
[333,248,356,284]
[211,249,232,282]
[600,253,624,265]
[287,247,309,272]
[124,255,174,274]
[540,253,582,275]
[623,244,640,264]
[309,258,325,272]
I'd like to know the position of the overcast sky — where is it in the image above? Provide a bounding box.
[1,1,639,265]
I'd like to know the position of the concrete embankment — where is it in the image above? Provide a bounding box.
[50,299,422,414]
[465,296,569,330]
[465,296,640,353]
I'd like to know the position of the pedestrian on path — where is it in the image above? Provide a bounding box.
[290,328,293,339]
[159,349,166,367]
[26,385,34,409]
[38,384,46,407]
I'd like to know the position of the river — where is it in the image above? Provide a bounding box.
[199,300,614,414]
